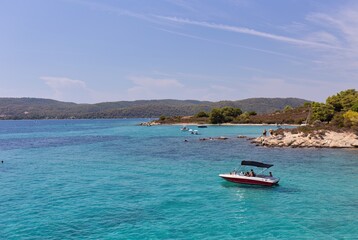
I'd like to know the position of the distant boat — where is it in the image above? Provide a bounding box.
[189,129,199,135]
[180,126,189,131]
[219,160,280,186]
[197,125,208,128]
[192,130,199,135]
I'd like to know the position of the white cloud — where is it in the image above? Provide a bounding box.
[157,16,344,50]
[40,76,98,103]
[156,27,305,62]
[305,5,358,80]
[304,31,340,47]
[41,76,87,90]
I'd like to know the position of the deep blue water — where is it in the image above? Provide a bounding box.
[0,119,357,239]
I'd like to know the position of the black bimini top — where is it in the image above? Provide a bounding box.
[241,160,273,168]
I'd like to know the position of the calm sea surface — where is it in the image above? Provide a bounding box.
[0,119,357,239]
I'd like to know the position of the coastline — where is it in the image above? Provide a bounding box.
[143,121,358,149]
[251,130,358,148]
[151,122,300,126]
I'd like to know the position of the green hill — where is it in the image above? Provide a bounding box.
[0,97,309,119]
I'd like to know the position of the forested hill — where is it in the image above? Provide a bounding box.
[0,97,309,119]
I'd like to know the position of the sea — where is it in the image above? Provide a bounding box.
[0,119,357,239]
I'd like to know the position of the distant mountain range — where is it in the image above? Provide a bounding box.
[0,97,310,119]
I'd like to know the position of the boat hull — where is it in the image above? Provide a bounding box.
[219,174,279,186]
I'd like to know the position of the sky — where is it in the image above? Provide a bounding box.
[1,0,358,103]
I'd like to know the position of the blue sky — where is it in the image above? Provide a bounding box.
[1,0,357,103]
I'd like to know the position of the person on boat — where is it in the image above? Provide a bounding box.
[250,169,256,177]
[269,172,273,177]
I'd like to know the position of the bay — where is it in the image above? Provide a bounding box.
[0,119,357,239]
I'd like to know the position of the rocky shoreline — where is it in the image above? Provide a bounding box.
[251,130,358,148]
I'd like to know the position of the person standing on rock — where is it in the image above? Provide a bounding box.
[269,129,274,136]
[262,129,267,136]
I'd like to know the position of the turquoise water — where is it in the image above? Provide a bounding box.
[0,119,357,239]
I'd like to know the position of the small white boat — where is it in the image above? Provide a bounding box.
[191,130,199,135]
[219,160,280,186]
[180,126,189,131]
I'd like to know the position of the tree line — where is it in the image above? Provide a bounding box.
[310,89,358,131]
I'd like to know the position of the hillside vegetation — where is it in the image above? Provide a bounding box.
[157,89,358,133]
[0,97,308,120]
[298,89,358,133]
[157,104,311,125]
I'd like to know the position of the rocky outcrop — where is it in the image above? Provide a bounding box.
[252,130,358,148]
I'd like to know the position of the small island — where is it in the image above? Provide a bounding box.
[251,89,358,148]
[152,89,358,148]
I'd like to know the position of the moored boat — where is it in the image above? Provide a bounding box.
[180,126,189,131]
[219,160,280,186]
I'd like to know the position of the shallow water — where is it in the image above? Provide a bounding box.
[0,119,357,239]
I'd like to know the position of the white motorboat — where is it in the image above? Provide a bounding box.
[219,160,280,186]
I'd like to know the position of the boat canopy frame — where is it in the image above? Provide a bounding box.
[241,160,273,169]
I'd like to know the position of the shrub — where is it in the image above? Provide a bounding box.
[284,105,293,112]
[352,102,358,112]
[195,111,209,118]
[331,113,345,128]
[343,110,358,125]
[247,111,257,116]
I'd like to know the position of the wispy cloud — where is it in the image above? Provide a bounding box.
[41,76,86,90]
[156,27,306,62]
[40,76,98,103]
[157,16,344,50]
[66,0,160,23]
[304,5,358,79]
[165,0,196,12]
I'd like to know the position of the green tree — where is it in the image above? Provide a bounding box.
[195,111,209,118]
[311,102,335,122]
[221,106,242,122]
[326,89,358,112]
[236,112,250,123]
[209,108,225,124]
[303,102,312,107]
[351,102,358,112]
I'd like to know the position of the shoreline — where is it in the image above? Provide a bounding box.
[142,121,358,149]
[251,130,358,148]
[155,122,300,126]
